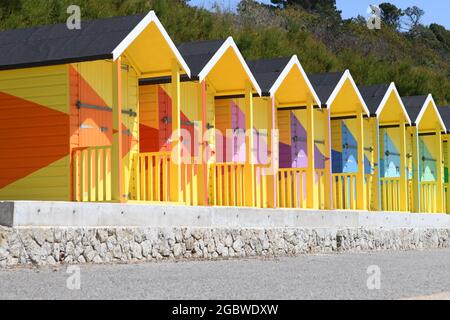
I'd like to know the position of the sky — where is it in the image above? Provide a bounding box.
[189,0,450,28]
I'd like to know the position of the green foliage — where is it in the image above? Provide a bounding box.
[0,0,448,104]
[379,2,403,30]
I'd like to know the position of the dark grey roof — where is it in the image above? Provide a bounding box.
[438,106,450,132]
[0,14,145,70]
[401,95,428,124]
[246,57,291,95]
[358,84,390,115]
[176,39,226,78]
[307,72,345,105]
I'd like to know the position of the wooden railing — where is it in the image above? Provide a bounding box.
[277,168,307,208]
[332,173,357,210]
[408,179,414,212]
[444,184,448,214]
[380,177,401,211]
[210,163,245,206]
[72,146,111,202]
[254,165,270,208]
[365,174,373,210]
[420,181,437,213]
[316,169,326,210]
[132,152,171,202]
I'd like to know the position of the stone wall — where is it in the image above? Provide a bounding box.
[1,226,449,267]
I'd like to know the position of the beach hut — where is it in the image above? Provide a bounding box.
[309,71,373,210]
[437,106,450,214]
[247,56,327,209]
[402,95,447,213]
[359,83,412,212]
[0,12,191,203]
[138,37,262,207]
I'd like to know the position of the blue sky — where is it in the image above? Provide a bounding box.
[189,0,450,28]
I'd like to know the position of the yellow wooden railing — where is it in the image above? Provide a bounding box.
[316,169,326,210]
[132,152,198,205]
[408,179,414,212]
[444,184,448,213]
[277,168,307,208]
[380,177,401,211]
[365,174,373,210]
[332,173,357,210]
[72,146,112,202]
[210,162,246,206]
[420,181,437,213]
[254,165,269,208]
[132,152,171,202]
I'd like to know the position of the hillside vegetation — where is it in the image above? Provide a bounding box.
[0,0,449,104]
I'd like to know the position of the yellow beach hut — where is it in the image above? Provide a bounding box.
[359,83,412,212]
[437,106,450,214]
[247,56,327,209]
[0,12,191,203]
[309,71,373,210]
[402,95,447,213]
[138,37,262,207]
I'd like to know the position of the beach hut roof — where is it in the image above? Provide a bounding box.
[308,70,370,115]
[438,106,450,133]
[247,55,321,106]
[402,94,446,131]
[359,83,411,124]
[177,37,261,95]
[0,12,190,76]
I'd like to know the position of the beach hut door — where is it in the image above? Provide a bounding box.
[342,121,358,173]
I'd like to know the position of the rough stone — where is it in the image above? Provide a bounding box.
[0,226,448,267]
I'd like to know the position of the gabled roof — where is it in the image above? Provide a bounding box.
[358,84,390,115]
[177,39,225,78]
[402,94,446,131]
[308,70,370,115]
[177,37,261,95]
[246,57,291,94]
[307,71,344,105]
[438,106,450,133]
[359,82,411,124]
[247,55,321,105]
[401,95,428,124]
[0,12,190,75]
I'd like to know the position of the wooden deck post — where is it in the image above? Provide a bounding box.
[372,117,381,211]
[244,81,255,207]
[325,108,333,209]
[111,57,124,202]
[436,126,443,213]
[411,126,420,212]
[399,120,408,211]
[265,97,276,208]
[306,102,316,209]
[356,112,366,210]
[197,80,208,205]
[170,60,182,203]
[446,134,450,213]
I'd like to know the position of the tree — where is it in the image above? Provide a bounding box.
[379,2,403,30]
[270,0,337,12]
[404,6,424,32]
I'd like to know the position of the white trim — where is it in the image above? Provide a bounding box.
[327,70,370,116]
[197,37,262,96]
[375,82,411,125]
[415,94,446,131]
[268,55,322,106]
[112,11,191,77]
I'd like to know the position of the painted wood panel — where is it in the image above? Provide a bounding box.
[0,65,70,200]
